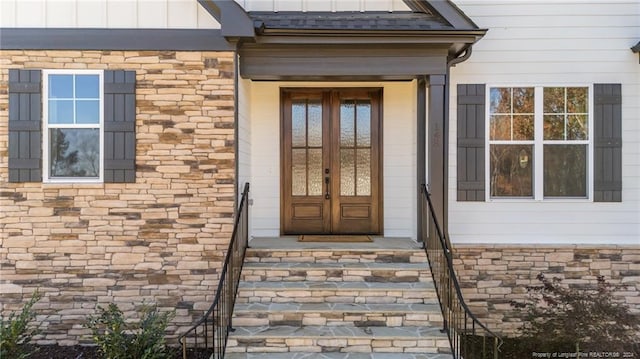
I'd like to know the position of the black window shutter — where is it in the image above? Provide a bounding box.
[8,69,42,182]
[104,70,136,183]
[594,84,622,202]
[457,84,486,201]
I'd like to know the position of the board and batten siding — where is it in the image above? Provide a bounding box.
[245,81,417,239]
[237,0,410,12]
[449,1,639,245]
[0,0,220,28]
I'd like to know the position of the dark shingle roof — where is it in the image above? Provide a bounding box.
[249,12,452,32]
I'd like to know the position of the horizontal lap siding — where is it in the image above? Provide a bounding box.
[449,1,639,245]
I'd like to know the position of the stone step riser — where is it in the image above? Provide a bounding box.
[232,312,444,328]
[236,290,438,305]
[245,250,427,264]
[226,337,450,354]
[241,269,432,283]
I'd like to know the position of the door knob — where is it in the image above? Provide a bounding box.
[324,168,330,199]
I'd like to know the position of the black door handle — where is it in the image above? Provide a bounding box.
[324,168,330,199]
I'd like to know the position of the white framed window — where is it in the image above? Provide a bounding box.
[486,85,593,200]
[43,70,104,183]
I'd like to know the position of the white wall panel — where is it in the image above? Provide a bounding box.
[0,0,17,27]
[449,1,640,245]
[107,1,137,28]
[16,0,46,27]
[138,0,168,28]
[4,0,220,28]
[46,0,76,27]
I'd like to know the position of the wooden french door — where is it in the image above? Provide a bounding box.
[281,88,382,235]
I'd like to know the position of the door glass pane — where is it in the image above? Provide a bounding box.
[292,101,306,147]
[292,149,307,196]
[49,128,99,177]
[340,101,355,147]
[308,101,322,147]
[356,148,371,196]
[340,149,355,196]
[308,149,322,196]
[544,145,587,197]
[490,144,533,197]
[356,101,371,147]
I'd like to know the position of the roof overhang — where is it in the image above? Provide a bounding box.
[204,0,487,80]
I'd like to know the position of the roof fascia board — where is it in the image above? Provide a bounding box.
[251,33,483,46]
[0,28,233,51]
[404,0,480,30]
[199,0,255,39]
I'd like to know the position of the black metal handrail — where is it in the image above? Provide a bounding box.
[179,182,250,359]
[421,184,502,359]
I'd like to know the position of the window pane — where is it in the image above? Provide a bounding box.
[340,149,355,196]
[356,101,371,147]
[567,114,588,140]
[292,102,306,147]
[544,87,564,113]
[75,75,100,99]
[291,149,306,196]
[490,115,511,140]
[490,88,510,114]
[340,101,355,147]
[356,148,371,196]
[490,145,533,197]
[544,115,565,140]
[308,149,322,196]
[307,101,322,147]
[49,100,74,124]
[544,145,587,197]
[513,88,534,113]
[49,128,99,177]
[513,115,534,140]
[76,100,100,124]
[567,87,588,113]
[49,75,73,98]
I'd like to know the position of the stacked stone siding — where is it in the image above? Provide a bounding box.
[453,245,640,336]
[0,50,235,344]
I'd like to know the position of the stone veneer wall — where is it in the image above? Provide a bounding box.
[0,50,235,345]
[453,245,640,336]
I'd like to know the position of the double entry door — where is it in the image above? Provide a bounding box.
[281,88,382,235]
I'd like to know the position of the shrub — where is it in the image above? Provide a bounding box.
[511,273,640,354]
[0,291,42,359]
[85,303,176,359]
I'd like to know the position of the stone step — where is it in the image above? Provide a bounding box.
[241,262,433,282]
[226,325,451,354]
[226,352,454,359]
[245,249,427,264]
[233,303,444,327]
[236,281,438,304]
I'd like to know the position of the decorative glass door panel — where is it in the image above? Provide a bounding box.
[282,89,381,235]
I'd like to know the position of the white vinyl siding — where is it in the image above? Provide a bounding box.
[449,1,639,245]
[0,0,220,29]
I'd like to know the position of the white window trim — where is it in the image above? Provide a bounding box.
[484,84,594,202]
[43,69,104,183]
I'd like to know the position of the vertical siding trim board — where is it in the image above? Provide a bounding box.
[456,84,485,201]
[104,70,136,183]
[8,69,42,182]
[593,84,622,202]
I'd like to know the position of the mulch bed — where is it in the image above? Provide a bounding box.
[23,345,212,359]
